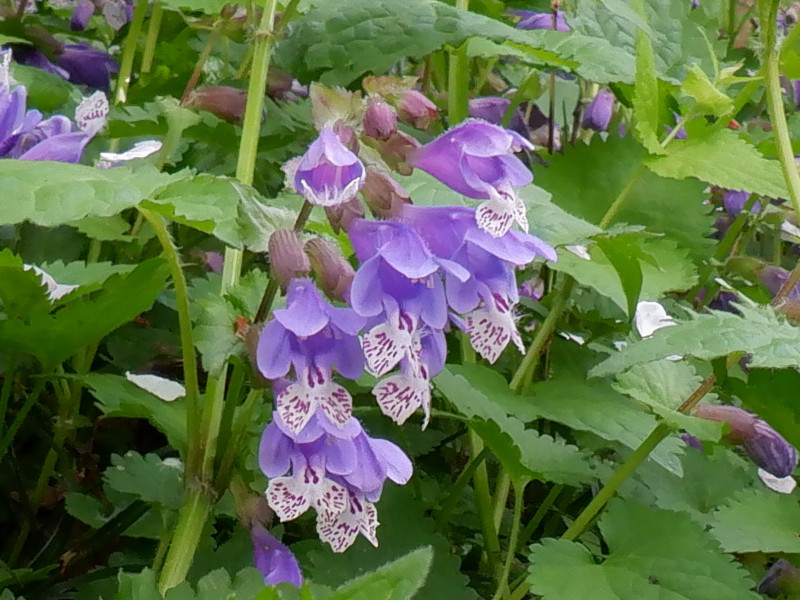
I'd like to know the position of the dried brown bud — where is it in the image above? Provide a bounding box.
[361,167,411,219]
[397,90,438,129]
[304,237,355,302]
[267,229,310,291]
[363,98,397,140]
[371,131,420,176]
[324,195,364,234]
[333,122,359,152]
[184,86,247,124]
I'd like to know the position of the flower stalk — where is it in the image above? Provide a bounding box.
[114,0,148,104]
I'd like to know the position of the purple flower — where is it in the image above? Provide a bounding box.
[722,189,761,215]
[11,47,69,79]
[256,279,365,433]
[511,10,570,32]
[250,524,303,587]
[743,419,798,478]
[468,96,530,139]
[71,1,96,30]
[260,409,411,552]
[56,43,118,92]
[409,119,534,237]
[758,560,800,597]
[759,266,800,302]
[291,126,366,207]
[0,51,107,162]
[401,205,555,363]
[582,89,615,132]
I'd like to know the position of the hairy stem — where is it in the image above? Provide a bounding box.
[469,431,501,574]
[492,482,525,600]
[114,0,148,104]
[447,0,470,123]
[140,0,163,74]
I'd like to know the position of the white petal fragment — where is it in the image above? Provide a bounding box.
[758,469,797,494]
[634,300,676,338]
[76,91,109,137]
[125,372,186,401]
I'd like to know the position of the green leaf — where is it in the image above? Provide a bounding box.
[0,249,52,319]
[86,373,186,453]
[632,10,664,154]
[612,360,723,440]
[551,236,698,315]
[321,547,432,600]
[728,369,800,450]
[158,0,227,15]
[528,499,759,600]
[0,161,179,227]
[115,568,162,600]
[646,128,789,198]
[71,215,135,242]
[0,258,169,369]
[65,492,109,528]
[436,366,595,486]
[143,176,294,252]
[590,305,800,377]
[11,62,77,112]
[297,485,475,600]
[104,452,183,510]
[681,64,734,116]
[275,0,634,86]
[710,489,800,553]
[532,135,713,259]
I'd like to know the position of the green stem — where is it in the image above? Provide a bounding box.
[0,376,46,464]
[179,26,221,105]
[447,0,470,124]
[140,0,163,74]
[517,484,563,550]
[436,446,491,532]
[561,374,715,541]
[157,488,213,594]
[0,355,18,440]
[598,166,645,229]
[772,259,800,306]
[509,278,574,393]
[139,208,201,473]
[214,388,264,491]
[492,483,524,600]
[469,431,501,574]
[763,3,800,223]
[492,470,511,532]
[114,0,148,104]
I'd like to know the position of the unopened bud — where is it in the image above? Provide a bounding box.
[743,419,798,478]
[759,266,800,302]
[758,560,800,598]
[304,238,355,302]
[70,1,95,31]
[693,403,758,443]
[397,90,438,129]
[363,99,397,140]
[184,86,247,124]
[361,167,410,219]
[324,195,364,233]
[333,122,359,152]
[581,88,615,132]
[268,229,310,291]
[372,131,420,175]
[266,68,294,100]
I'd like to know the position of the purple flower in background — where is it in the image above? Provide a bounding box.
[410,119,534,237]
[291,126,366,207]
[722,189,761,215]
[743,419,798,478]
[56,43,118,92]
[468,96,530,139]
[511,10,570,32]
[0,51,107,162]
[256,278,365,433]
[70,1,96,30]
[582,89,615,132]
[260,409,411,552]
[759,266,800,302]
[250,524,303,587]
[758,560,800,598]
[11,46,69,79]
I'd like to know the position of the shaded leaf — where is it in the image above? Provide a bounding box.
[710,489,800,553]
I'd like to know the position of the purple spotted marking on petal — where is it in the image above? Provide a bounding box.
[372,370,430,426]
[467,295,524,363]
[266,476,311,521]
[317,381,353,429]
[276,382,316,434]
[362,312,419,376]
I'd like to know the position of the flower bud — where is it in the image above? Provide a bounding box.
[333,122,359,152]
[759,266,800,301]
[397,90,438,129]
[581,89,615,132]
[361,167,411,219]
[743,419,799,478]
[70,1,95,31]
[363,98,397,141]
[371,131,420,175]
[324,195,364,234]
[184,86,247,124]
[268,229,310,291]
[758,559,800,597]
[304,237,355,302]
[468,96,530,138]
[693,403,759,443]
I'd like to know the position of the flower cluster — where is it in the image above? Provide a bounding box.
[0,49,107,162]
[256,87,553,560]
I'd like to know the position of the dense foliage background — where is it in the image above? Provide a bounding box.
[4,0,800,599]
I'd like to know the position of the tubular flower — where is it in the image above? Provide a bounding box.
[291,126,366,207]
[56,43,119,92]
[260,410,412,553]
[250,524,303,587]
[511,9,570,32]
[581,89,615,132]
[409,119,534,237]
[256,279,365,433]
[468,96,530,139]
[0,51,107,162]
